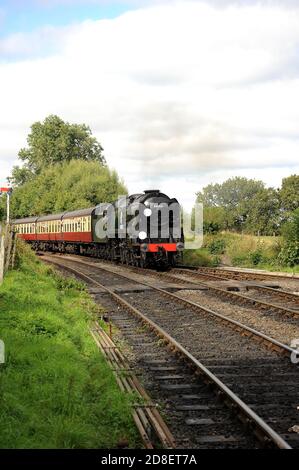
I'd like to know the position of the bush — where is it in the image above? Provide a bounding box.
[208,239,226,255]
[278,241,299,267]
[249,250,264,265]
[279,209,299,267]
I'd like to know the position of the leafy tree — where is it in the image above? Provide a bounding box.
[10,115,105,186]
[244,188,281,235]
[202,206,227,233]
[9,160,127,218]
[196,177,264,208]
[280,175,299,213]
[197,177,265,231]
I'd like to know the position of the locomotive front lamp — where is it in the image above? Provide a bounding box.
[144,208,152,217]
[139,231,147,240]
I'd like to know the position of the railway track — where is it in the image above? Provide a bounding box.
[157,269,299,318]
[184,266,299,284]
[42,254,299,449]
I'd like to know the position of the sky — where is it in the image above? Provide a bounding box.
[1,0,299,210]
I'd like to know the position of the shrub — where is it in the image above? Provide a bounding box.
[249,250,264,265]
[278,241,299,267]
[208,239,226,255]
[279,209,299,266]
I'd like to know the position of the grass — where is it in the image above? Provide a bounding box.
[183,232,299,273]
[0,242,140,449]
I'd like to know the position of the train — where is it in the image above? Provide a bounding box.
[12,190,184,269]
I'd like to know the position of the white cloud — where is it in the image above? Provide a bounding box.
[1,1,299,209]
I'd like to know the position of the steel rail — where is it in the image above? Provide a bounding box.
[154,270,299,318]
[50,254,297,357]
[44,255,292,449]
[174,268,299,303]
[192,266,299,282]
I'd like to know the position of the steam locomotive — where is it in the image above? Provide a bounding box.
[13,190,184,269]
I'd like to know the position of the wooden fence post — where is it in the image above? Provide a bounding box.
[11,232,17,269]
[0,224,15,285]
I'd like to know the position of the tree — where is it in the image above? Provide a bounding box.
[202,206,227,233]
[244,188,281,235]
[9,160,127,219]
[196,177,265,231]
[196,177,264,209]
[10,115,106,186]
[280,175,299,213]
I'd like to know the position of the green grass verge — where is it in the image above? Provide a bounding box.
[183,232,299,273]
[0,242,140,449]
